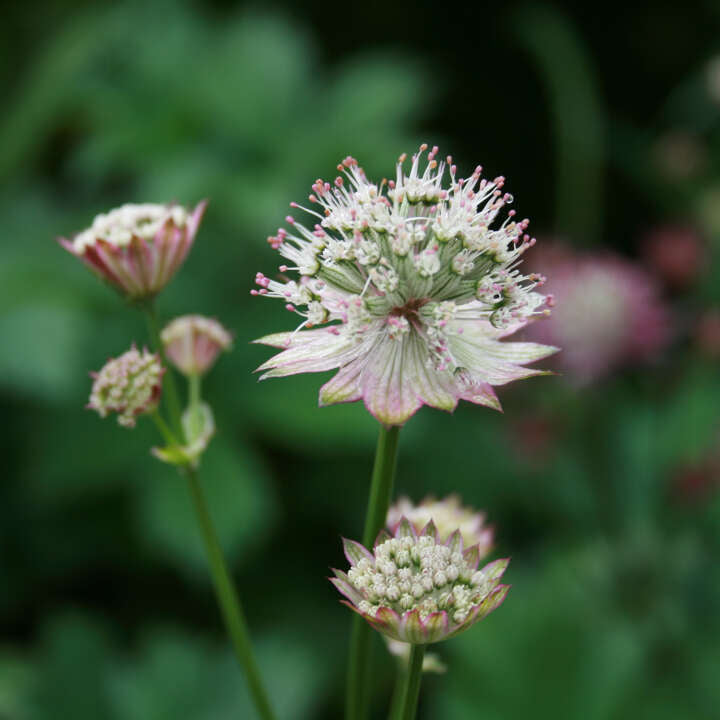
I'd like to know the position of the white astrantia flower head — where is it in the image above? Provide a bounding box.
[387,495,494,563]
[253,146,557,426]
[331,517,510,644]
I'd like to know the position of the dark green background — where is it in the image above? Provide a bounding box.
[1,1,719,718]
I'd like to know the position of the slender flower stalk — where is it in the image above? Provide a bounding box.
[145,317,276,720]
[186,467,276,720]
[144,303,185,439]
[392,643,425,720]
[347,424,401,720]
[66,199,274,718]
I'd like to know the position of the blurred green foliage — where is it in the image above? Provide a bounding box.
[1,1,720,719]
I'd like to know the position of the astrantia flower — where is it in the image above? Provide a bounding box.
[387,495,493,558]
[88,345,164,427]
[525,244,670,384]
[253,146,556,425]
[60,201,206,299]
[331,517,509,644]
[161,315,232,376]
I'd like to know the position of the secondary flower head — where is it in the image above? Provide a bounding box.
[254,146,557,426]
[87,345,164,427]
[60,201,206,300]
[161,315,232,376]
[331,517,509,644]
[526,244,670,384]
[387,495,493,558]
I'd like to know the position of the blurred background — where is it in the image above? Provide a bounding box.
[1,1,719,718]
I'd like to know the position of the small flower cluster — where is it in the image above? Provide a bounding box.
[254,146,556,425]
[87,346,164,427]
[60,201,206,299]
[332,518,509,644]
[62,201,232,467]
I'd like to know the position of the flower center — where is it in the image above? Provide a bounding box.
[389,298,429,320]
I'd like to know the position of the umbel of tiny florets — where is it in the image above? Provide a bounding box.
[253,145,558,426]
[331,517,510,644]
[87,345,164,427]
[161,314,233,377]
[59,201,207,300]
[387,494,494,557]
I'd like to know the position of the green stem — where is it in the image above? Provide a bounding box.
[387,661,407,720]
[392,645,425,720]
[151,410,177,446]
[143,303,185,440]
[188,372,203,439]
[187,468,277,720]
[346,424,401,720]
[143,306,274,719]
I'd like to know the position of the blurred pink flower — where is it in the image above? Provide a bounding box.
[525,244,670,383]
[641,225,705,290]
[673,434,720,504]
[695,309,720,359]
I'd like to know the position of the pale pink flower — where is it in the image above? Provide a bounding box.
[161,315,232,376]
[387,495,493,558]
[331,517,509,644]
[88,345,164,427]
[253,146,556,425]
[526,244,670,384]
[60,202,206,299]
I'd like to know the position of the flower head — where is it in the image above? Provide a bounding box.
[387,495,493,558]
[161,315,232,376]
[525,244,670,384]
[331,517,509,644]
[254,146,556,425]
[60,201,206,299]
[88,345,164,427]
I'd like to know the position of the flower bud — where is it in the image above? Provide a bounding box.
[59,201,206,300]
[160,315,232,376]
[88,346,164,427]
